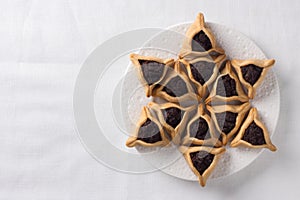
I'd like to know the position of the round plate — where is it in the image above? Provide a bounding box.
[121,22,280,181]
[76,22,280,182]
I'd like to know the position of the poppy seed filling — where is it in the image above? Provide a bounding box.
[190,61,215,85]
[242,122,266,145]
[190,117,211,140]
[190,151,215,175]
[241,64,263,86]
[162,76,188,97]
[139,60,165,85]
[137,119,162,143]
[192,30,212,52]
[215,112,238,134]
[216,75,238,97]
[162,107,183,129]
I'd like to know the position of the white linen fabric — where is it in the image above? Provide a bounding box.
[0,0,299,199]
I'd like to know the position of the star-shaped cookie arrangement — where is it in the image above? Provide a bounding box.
[126,13,277,187]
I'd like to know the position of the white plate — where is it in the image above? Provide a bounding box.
[75,22,279,182]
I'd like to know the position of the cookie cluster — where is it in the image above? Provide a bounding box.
[126,13,276,187]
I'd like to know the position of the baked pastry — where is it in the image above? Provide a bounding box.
[231,59,275,99]
[126,106,169,147]
[179,13,225,61]
[182,104,222,147]
[230,107,277,151]
[180,146,225,187]
[206,60,248,104]
[218,59,229,73]
[207,102,251,145]
[152,61,199,103]
[180,55,226,97]
[126,13,277,187]
[149,102,195,144]
[130,53,174,97]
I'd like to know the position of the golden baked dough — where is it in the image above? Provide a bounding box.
[231,59,275,99]
[130,53,174,97]
[206,60,248,104]
[126,106,169,147]
[207,102,251,145]
[182,104,222,147]
[152,60,199,103]
[230,107,277,151]
[180,146,225,187]
[179,55,226,98]
[149,102,195,144]
[179,13,225,61]
[126,13,277,187]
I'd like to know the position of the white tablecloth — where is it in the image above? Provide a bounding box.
[0,0,299,199]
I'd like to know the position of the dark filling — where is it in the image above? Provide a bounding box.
[190,117,211,140]
[215,112,238,134]
[242,122,266,145]
[216,75,238,97]
[190,151,215,175]
[162,76,188,97]
[137,119,162,143]
[192,30,212,52]
[241,64,263,86]
[162,107,183,128]
[190,61,215,85]
[139,60,165,85]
